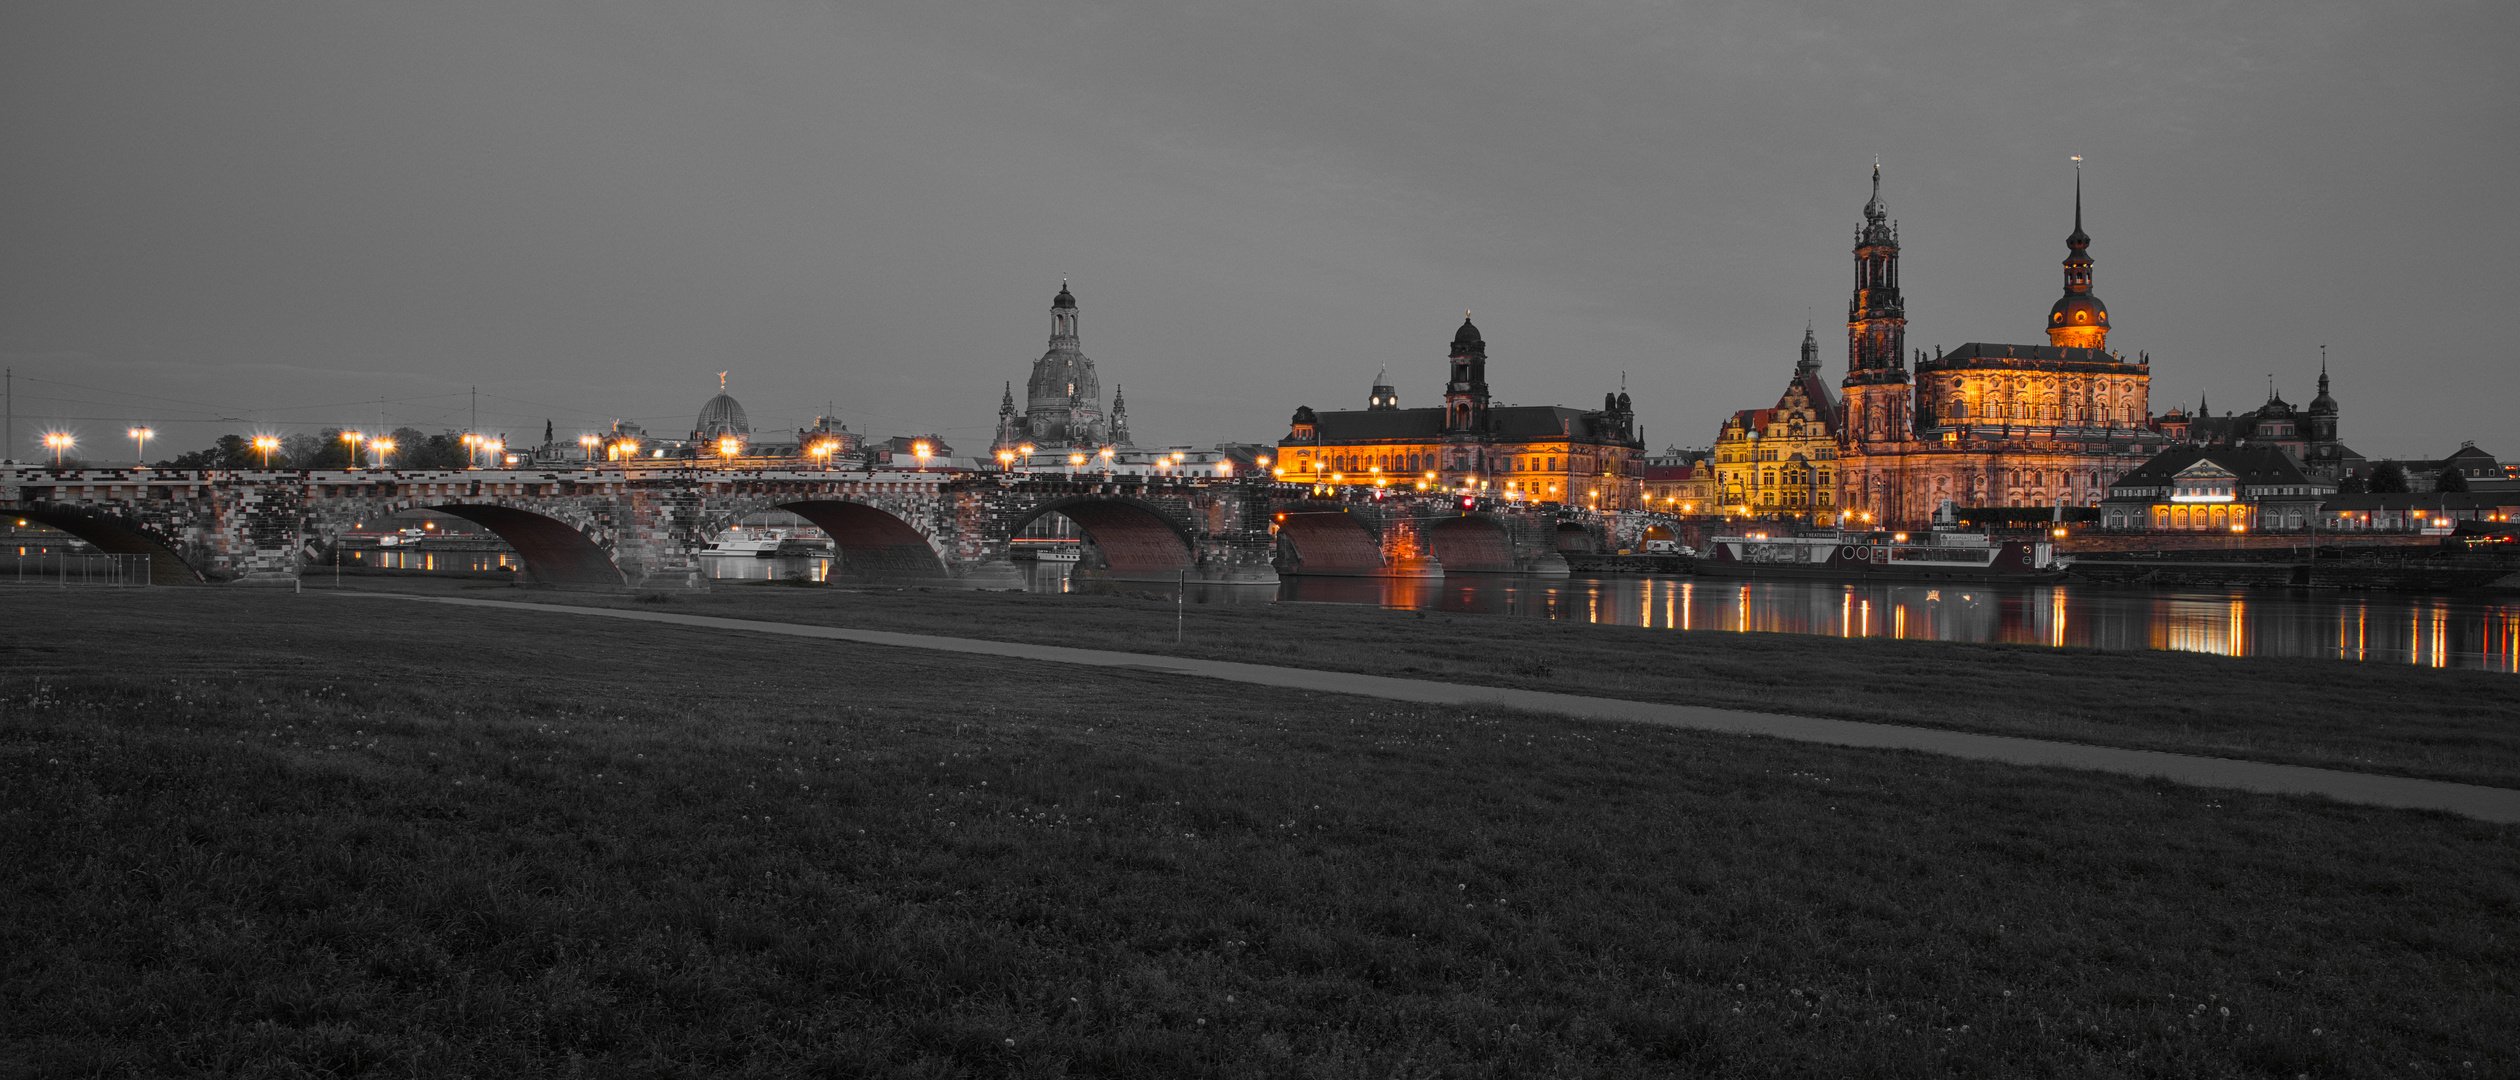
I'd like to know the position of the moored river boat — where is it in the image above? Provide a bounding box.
[1696,530,2068,582]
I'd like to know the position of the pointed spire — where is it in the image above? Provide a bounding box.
[2067,166,2090,249]
[2319,346,2330,395]
[1000,380,1015,411]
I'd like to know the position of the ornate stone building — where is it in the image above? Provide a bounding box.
[1278,316,1645,508]
[1711,325,1842,519]
[1833,169,2167,525]
[993,282,1131,452]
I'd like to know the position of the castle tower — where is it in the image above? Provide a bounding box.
[1443,315,1491,435]
[2308,357,2339,447]
[2046,171,2110,349]
[1841,165,1912,445]
[1797,321,1820,377]
[1108,383,1133,447]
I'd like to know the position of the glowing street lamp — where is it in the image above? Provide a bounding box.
[996,449,1015,471]
[460,432,481,469]
[128,427,153,467]
[579,433,601,463]
[718,436,741,460]
[371,438,396,467]
[1068,452,1086,477]
[1215,459,1232,477]
[483,438,505,468]
[913,441,932,471]
[1099,446,1114,475]
[340,429,364,469]
[44,432,75,468]
[252,435,280,469]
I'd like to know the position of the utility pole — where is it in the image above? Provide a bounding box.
[4,366,11,464]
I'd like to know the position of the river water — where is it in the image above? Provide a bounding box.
[704,556,2518,673]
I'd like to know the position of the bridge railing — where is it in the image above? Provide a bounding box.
[2,553,153,588]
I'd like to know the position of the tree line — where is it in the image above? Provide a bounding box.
[159,429,498,470]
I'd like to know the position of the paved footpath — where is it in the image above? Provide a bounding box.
[356,593,2520,825]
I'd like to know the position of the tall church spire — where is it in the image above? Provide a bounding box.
[2046,167,2110,349]
[1845,163,1907,380]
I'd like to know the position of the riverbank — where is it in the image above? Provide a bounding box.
[352,578,2520,790]
[4,589,2512,1075]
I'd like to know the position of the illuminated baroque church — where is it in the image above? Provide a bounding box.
[1833,167,2167,526]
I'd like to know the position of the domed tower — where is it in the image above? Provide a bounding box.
[2046,171,2110,349]
[1020,280,1105,447]
[692,372,750,453]
[1443,315,1491,434]
[1368,367,1398,411]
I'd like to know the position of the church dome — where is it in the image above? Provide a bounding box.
[1053,282,1077,310]
[1452,315,1483,352]
[695,392,750,438]
[2048,293,2109,333]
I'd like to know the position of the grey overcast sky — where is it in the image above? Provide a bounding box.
[4,0,2514,462]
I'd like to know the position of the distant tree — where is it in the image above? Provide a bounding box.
[2436,467,2469,493]
[2367,462,2411,494]
[2334,474,2367,495]
[162,434,255,469]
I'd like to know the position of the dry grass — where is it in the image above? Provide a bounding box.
[466,578,2520,789]
[1,589,2514,1077]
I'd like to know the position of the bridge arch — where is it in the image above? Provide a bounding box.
[1273,510,1387,577]
[1426,514,1516,574]
[425,504,625,587]
[776,500,950,579]
[1007,496,1194,577]
[14,504,202,584]
[1554,521,1599,554]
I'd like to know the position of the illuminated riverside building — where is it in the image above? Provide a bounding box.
[2099,447,2334,533]
[1710,326,1841,520]
[1276,316,1645,507]
[1830,167,2167,526]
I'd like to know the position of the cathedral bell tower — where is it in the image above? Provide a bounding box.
[1841,165,1912,445]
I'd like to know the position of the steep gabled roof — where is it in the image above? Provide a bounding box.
[2108,446,2314,490]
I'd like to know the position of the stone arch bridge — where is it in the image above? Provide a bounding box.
[5,466,1623,587]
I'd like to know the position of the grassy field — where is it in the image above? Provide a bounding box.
[3,588,2515,1077]
[449,577,2520,790]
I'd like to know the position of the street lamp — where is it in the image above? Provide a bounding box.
[128,427,153,467]
[913,441,932,471]
[579,433,601,463]
[253,435,280,469]
[718,436,741,460]
[1099,445,1114,476]
[44,432,74,468]
[1068,452,1085,477]
[372,438,396,468]
[996,449,1014,471]
[460,433,481,469]
[483,439,504,468]
[340,430,363,470]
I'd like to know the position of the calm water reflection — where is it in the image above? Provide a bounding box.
[1268,576,2520,673]
[687,557,2516,673]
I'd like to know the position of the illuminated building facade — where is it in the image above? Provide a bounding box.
[2099,447,2335,532]
[1711,326,1841,520]
[993,282,1130,453]
[1277,316,1645,507]
[1832,168,2166,526]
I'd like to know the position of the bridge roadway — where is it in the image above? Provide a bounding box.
[4,465,1626,587]
[358,592,2520,825]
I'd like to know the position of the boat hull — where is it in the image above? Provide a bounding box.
[1695,535,2067,583]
